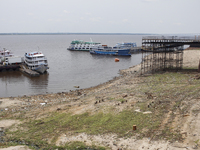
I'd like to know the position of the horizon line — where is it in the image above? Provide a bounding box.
[0,32,197,36]
[0,32,154,35]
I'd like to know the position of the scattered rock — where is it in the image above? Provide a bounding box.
[57,108,62,111]
[143,111,152,114]
[122,94,128,98]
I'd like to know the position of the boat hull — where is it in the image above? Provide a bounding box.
[67,48,90,51]
[34,64,48,74]
[90,49,131,56]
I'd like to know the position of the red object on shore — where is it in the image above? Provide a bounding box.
[115,58,119,62]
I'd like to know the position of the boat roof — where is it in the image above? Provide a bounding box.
[0,49,11,53]
[116,42,136,45]
[71,40,100,44]
[25,51,44,57]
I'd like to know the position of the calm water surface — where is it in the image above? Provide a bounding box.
[0,34,145,97]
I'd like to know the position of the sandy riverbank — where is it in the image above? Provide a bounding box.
[1,49,200,150]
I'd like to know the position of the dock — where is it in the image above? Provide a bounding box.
[0,63,40,76]
[0,64,20,71]
[130,47,142,53]
[141,36,200,75]
[19,64,40,77]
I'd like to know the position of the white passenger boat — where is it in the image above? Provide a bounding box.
[67,39,101,51]
[24,51,49,74]
[0,48,15,63]
[0,48,14,58]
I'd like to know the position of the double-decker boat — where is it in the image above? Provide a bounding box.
[67,39,101,51]
[90,44,131,56]
[24,51,49,74]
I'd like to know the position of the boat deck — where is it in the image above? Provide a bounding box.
[19,64,40,77]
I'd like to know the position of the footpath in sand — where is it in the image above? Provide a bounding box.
[1,49,200,150]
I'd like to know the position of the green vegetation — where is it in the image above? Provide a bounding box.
[7,110,160,148]
[140,72,200,100]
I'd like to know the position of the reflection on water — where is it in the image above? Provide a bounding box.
[0,71,49,97]
[26,73,49,88]
[0,71,25,82]
[0,71,26,97]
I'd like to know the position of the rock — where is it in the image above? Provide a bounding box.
[135,109,141,112]
[143,111,152,114]
[122,94,128,98]
[77,91,82,96]
[113,141,117,146]
[57,108,61,111]
[192,144,198,149]
[40,102,47,106]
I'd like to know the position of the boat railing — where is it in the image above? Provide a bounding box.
[25,61,48,66]
[25,57,47,61]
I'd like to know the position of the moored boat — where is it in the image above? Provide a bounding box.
[67,39,101,51]
[0,48,14,63]
[90,44,131,56]
[114,42,137,50]
[24,51,49,74]
[0,48,14,58]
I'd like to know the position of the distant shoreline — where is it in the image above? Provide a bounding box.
[0,33,154,35]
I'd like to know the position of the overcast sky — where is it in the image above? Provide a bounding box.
[0,0,199,34]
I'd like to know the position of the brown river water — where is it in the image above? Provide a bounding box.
[0,34,145,97]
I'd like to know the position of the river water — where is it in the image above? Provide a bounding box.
[0,34,145,97]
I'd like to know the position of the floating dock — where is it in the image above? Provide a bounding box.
[0,64,20,71]
[0,64,40,76]
[19,64,40,77]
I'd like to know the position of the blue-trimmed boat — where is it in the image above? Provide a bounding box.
[90,44,131,56]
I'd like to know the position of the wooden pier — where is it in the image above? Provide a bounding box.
[141,36,200,75]
[130,47,142,53]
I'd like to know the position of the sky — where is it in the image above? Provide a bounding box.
[0,0,200,34]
